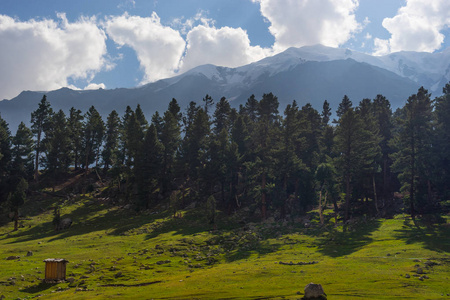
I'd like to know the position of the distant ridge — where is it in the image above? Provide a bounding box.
[3,44,449,132]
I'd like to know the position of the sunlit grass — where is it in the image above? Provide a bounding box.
[0,195,449,299]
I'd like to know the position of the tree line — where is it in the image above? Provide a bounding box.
[1,84,449,228]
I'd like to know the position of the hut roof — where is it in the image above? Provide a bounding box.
[44,258,69,263]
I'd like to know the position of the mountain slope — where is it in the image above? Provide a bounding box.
[0,46,427,132]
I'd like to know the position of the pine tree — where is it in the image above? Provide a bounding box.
[336,95,352,119]
[12,122,34,181]
[213,97,231,135]
[0,114,12,204]
[135,124,164,208]
[102,110,121,171]
[67,107,84,170]
[8,178,27,231]
[202,94,214,115]
[82,106,104,173]
[334,108,370,221]
[30,95,52,181]
[434,83,450,199]
[160,109,181,195]
[43,110,71,188]
[391,87,433,218]
[372,95,393,207]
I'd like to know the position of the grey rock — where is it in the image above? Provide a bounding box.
[6,256,20,260]
[405,274,410,278]
[26,251,33,256]
[304,282,327,299]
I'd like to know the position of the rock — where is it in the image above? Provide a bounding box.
[114,272,122,278]
[304,283,327,299]
[405,274,410,278]
[58,218,72,230]
[26,251,33,257]
[416,267,424,274]
[6,256,20,260]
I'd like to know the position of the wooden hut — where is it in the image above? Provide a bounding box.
[44,258,68,282]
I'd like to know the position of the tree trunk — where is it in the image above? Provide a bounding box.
[319,190,324,225]
[13,209,19,231]
[373,174,379,214]
[344,173,351,221]
[410,137,415,220]
[261,172,267,220]
[34,130,41,182]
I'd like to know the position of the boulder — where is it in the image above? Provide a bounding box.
[6,256,20,260]
[304,283,327,299]
[58,218,72,230]
[26,251,33,257]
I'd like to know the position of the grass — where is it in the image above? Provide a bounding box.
[0,194,449,299]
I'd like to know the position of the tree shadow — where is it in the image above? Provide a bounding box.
[304,217,382,258]
[20,281,56,294]
[5,199,157,244]
[393,215,450,253]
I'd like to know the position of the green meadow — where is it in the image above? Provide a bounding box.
[1,194,449,299]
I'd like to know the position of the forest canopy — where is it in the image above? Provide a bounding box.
[1,85,450,225]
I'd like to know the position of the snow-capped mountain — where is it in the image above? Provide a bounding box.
[1,44,448,132]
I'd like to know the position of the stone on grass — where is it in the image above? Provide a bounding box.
[26,251,33,257]
[405,274,410,278]
[6,256,20,260]
[304,283,327,299]
[416,267,424,274]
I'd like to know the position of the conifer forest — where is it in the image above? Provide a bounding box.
[1,84,450,226]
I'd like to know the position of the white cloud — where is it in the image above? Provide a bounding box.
[104,12,186,84]
[0,14,108,100]
[374,0,450,54]
[180,24,271,72]
[253,0,361,53]
[84,83,106,90]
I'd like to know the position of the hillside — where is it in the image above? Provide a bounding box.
[1,174,449,299]
[0,45,423,133]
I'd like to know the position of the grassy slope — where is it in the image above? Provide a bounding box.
[0,194,449,299]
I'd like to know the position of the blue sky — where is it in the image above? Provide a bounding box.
[1,0,450,100]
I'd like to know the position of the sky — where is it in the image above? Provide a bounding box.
[1,0,450,101]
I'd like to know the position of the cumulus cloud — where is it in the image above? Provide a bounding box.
[180,24,271,72]
[0,14,108,99]
[253,0,361,53]
[104,12,186,83]
[374,0,450,54]
[84,83,106,90]
[0,14,108,100]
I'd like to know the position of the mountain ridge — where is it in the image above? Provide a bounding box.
[3,44,448,132]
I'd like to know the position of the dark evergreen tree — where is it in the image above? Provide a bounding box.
[102,110,121,171]
[202,94,214,115]
[434,83,450,199]
[30,95,52,181]
[391,87,433,218]
[0,115,12,204]
[334,108,371,221]
[213,97,231,135]
[43,110,71,187]
[82,106,104,173]
[160,108,181,195]
[336,95,352,119]
[8,178,27,231]
[135,124,164,208]
[12,122,34,181]
[67,107,84,170]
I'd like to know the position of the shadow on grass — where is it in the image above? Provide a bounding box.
[20,281,56,294]
[5,199,167,244]
[305,215,382,258]
[393,215,450,253]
